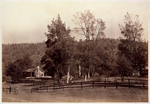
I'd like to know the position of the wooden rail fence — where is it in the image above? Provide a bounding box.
[2,87,18,94]
[31,79,148,93]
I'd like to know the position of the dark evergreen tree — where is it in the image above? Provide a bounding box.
[41,15,75,83]
[6,55,33,82]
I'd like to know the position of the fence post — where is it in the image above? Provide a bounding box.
[143,82,145,88]
[128,79,130,88]
[92,82,94,88]
[81,82,83,89]
[62,84,64,90]
[104,79,106,88]
[116,80,118,89]
[9,87,11,94]
[46,86,48,92]
[135,79,137,84]
[53,84,55,91]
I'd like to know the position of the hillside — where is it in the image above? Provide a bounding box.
[2,38,120,74]
[2,43,46,73]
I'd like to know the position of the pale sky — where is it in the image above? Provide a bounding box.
[1,0,149,44]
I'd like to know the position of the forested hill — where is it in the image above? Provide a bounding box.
[2,43,46,68]
[2,38,119,73]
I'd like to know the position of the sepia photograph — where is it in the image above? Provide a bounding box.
[1,0,149,102]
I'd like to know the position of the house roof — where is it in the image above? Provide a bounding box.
[26,68,36,72]
[26,66,45,72]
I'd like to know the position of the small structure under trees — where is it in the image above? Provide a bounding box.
[25,66,45,78]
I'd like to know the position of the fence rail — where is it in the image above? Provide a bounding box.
[2,87,18,94]
[30,79,148,93]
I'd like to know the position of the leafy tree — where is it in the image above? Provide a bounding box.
[6,62,20,82]
[41,15,75,83]
[23,54,33,69]
[6,55,33,82]
[2,43,45,73]
[73,10,106,41]
[118,12,148,76]
[119,13,143,41]
[72,10,106,80]
[74,38,118,80]
[116,55,133,80]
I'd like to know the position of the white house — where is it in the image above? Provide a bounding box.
[25,66,45,78]
[34,66,44,78]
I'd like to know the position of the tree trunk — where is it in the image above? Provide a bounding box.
[67,66,70,83]
[79,65,81,77]
[85,74,87,81]
[88,72,90,78]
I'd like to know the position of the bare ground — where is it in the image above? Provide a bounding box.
[2,82,148,102]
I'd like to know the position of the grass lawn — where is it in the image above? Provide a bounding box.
[2,82,148,102]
